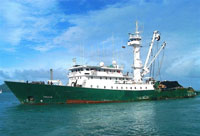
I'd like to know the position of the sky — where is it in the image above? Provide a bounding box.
[0,0,200,89]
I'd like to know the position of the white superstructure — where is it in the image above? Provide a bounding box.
[67,21,166,91]
[127,21,143,83]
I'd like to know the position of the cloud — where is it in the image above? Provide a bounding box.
[0,0,200,89]
[29,0,199,73]
[32,44,55,52]
[0,68,67,84]
[166,48,200,78]
[0,0,61,48]
[0,70,11,80]
[1,0,198,52]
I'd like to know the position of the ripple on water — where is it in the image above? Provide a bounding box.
[0,92,200,136]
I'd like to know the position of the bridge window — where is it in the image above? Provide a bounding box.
[145,87,147,89]
[130,87,132,89]
[104,86,106,89]
[91,85,93,88]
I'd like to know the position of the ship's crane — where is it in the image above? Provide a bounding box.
[141,31,166,77]
[127,22,166,83]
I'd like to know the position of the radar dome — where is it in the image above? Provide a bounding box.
[100,62,104,67]
[112,60,117,65]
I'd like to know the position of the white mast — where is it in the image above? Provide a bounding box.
[127,21,143,83]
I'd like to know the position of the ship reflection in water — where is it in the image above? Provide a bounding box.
[1,92,200,136]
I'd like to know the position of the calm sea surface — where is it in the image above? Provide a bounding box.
[0,92,200,136]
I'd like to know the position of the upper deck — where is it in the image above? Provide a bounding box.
[68,63,128,79]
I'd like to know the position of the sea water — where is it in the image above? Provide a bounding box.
[0,92,200,136]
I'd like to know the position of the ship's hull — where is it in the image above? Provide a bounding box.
[5,81,197,104]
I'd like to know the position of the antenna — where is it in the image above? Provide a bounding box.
[83,45,85,65]
[72,58,76,66]
[102,42,105,61]
[98,45,100,64]
[112,33,115,61]
[81,42,85,65]
[50,69,53,80]
[136,21,138,33]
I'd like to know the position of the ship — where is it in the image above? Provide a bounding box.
[5,22,197,104]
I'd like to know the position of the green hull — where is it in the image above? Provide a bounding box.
[5,81,197,104]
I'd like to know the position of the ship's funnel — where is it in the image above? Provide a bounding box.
[50,69,53,80]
